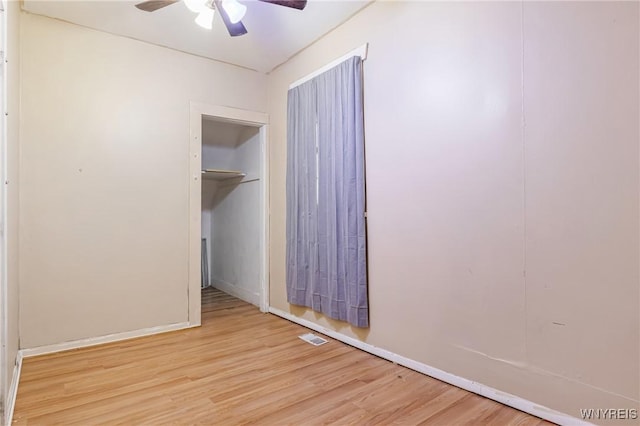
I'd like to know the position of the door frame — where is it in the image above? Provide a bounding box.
[188,102,270,326]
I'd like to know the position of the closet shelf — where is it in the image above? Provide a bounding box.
[202,169,246,181]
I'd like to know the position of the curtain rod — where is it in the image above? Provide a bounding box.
[288,43,369,90]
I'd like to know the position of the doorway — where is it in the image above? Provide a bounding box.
[188,103,269,327]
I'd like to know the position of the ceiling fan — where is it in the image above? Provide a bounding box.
[135,0,307,37]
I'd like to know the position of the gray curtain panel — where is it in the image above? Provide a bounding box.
[286,56,368,328]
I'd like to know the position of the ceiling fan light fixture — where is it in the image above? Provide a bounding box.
[221,0,247,24]
[195,7,215,29]
[184,0,207,13]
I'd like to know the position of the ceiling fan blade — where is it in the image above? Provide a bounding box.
[212,0,248,37]
[258,0,307,10]
[135,0,179,12]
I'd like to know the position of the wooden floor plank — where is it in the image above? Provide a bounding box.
[13,287,554,425]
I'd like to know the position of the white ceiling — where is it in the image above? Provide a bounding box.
[22,0,371,73]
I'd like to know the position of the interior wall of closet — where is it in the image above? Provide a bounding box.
[201,118,262,306]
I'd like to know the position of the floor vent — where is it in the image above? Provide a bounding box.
[299,333,329,346]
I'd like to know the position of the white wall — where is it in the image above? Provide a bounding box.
[3,0,20,418]
[202,122,261,178]
[19,12,267,348]
[523,1,639,403]
[202,121,262,305]
[267,1,638,421]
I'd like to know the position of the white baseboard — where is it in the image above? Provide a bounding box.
[5,351,22,426]
[211,279,260,307]
[268,307,588,426]
[20,322,194,358]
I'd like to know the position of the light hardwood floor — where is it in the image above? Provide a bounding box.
[13,288,553,425]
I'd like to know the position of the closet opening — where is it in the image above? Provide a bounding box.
[188,104,269,326]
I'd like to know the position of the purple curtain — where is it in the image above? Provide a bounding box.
[286,56,368,328]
